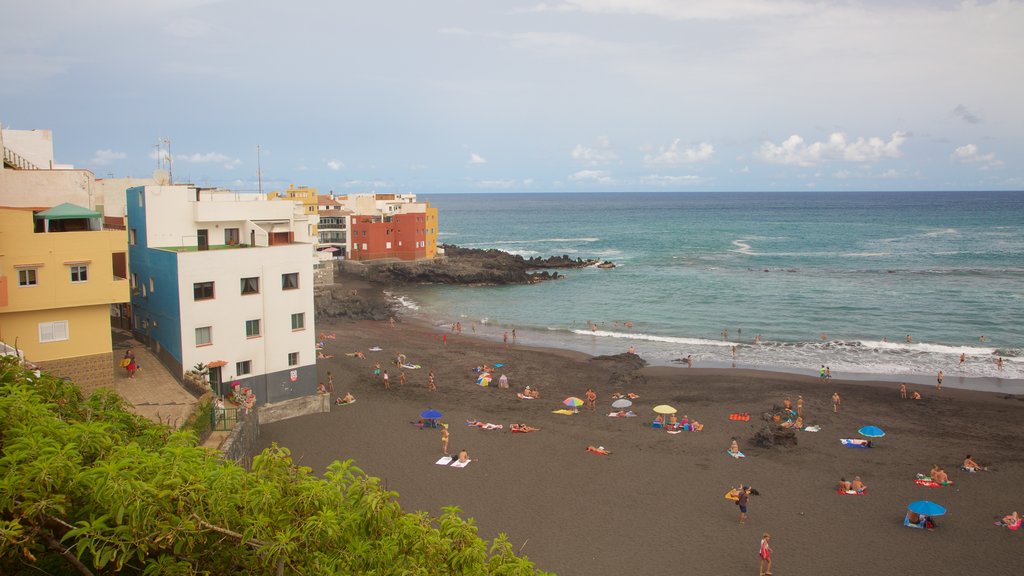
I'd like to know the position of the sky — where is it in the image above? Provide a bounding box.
[2,0,1022,193]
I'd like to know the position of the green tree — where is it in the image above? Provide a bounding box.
[0,357,549,575]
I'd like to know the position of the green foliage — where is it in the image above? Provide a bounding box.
[0,357,550,575]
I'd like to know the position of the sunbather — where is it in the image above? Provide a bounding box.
[586,445,611,455]
[932,468,949,485]
[1001,511,1020,528]
[838,478,852,491]
[457,449,470,463]
[317,351,334,359]
[729,438,741,456]
[963,454,985,471]
[851,476,867,493]
[511,423,539,433]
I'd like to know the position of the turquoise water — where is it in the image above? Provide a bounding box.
[393,192,1024,392]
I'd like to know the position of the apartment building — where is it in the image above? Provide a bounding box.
[126,184,317,404]
[340,193,439,261]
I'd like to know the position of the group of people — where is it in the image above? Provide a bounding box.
[837,476,868,493]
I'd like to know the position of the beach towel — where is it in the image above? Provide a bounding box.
[724,490,740,501]
[837,489,867,495]
[667,429,683,435]
[728,450,745,459]
[368,346,383,352]
[803,425,821,432]
[334,399,356,406]
[435,456,453,466]
[552,409,574,415]
[401,363,421,369]
[517,393,536,400]
[586,447,611,455]
[840,439,871,448]
[451,459,471,468]
[996,518,1023,531]
[728,413,751,421]
[607,411,638,417]
[914,479,950,488]
[494,363,505,368]
[467,421,503,430]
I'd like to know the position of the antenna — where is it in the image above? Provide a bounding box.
[163,137,173,185]
[257,144,263,195]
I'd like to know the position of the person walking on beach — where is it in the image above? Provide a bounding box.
[428,371,437,392]
[327,371,334,394]
[759,533,773,576]
[585,388,597,411]
[832,392,841,413]
[796,395,804,417]
[686,355,693,368]
[900,383,907,399]
[825,366,832,380]
[382,370,390,389]
[936,369,943,390]
[503,331,509,347]
[737,485,750,524]
[512,328,517,342]
[959,353,966,368]
[819,365,826,380]
[441,424,450,455]
[399,370,406,386]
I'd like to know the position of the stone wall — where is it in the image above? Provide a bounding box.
[35,352,113,395]
[220,408,260,470]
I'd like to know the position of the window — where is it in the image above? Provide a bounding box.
[288,352,299,366]
[149,278,155,293]
[18,269,38,287]
[241,277,260,295]
[291,312,305,330]
[193,281,214,300]
[225,228,240,245]
[195,326,212,346]
[281,273,299,290]
[385,241,392,249]
[129,229,137,245]
[130,273,138,289]
[245,319,261,338]
[70,265,88,283]
[39,321,68,343]
[236,360,252,376]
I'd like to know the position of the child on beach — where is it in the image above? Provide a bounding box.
[759,533,772,576]
[441,425,450,455]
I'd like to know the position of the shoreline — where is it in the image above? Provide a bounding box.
[396,304,1024,396]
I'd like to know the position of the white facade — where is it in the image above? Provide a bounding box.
[176,245,316,388]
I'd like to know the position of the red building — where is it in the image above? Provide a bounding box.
[348,211,431,261]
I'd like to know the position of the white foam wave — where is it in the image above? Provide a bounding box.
[393,295,420,310]
[505,249,541,257]
[571,329,734,347]
[841,252,891,257]
[857,340,994,355]
[730,239,757,255]
[923,228,958,237]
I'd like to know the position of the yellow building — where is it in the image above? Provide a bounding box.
[269,184,319,234]
[425,205,439,258]
[0,204,129,390]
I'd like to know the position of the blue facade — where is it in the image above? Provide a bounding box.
[126,186,183,365]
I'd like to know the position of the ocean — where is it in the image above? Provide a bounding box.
[391,191,1024,393]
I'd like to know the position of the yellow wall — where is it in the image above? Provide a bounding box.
[0,208,128,362]
[425,206,439,259]
[0,305,113,361]
[268,184,319,235]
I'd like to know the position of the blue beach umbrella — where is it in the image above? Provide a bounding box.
[420,409,443,420]
[859,425,885,438]
[907,501,946,516]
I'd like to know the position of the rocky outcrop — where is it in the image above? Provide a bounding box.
[314,284,395,321]
[591,353,647,389]
[352,244,615,286]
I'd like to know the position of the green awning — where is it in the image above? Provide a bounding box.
[35,203,101,220]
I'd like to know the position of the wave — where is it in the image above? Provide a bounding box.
[384,292,421,311]
[848,340,995,355]
[730,239,757,255]
[923,228,959,237]
[570,329,734,347]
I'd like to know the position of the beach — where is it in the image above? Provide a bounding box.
[258,278,1024,575]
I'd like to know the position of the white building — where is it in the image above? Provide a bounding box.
[126,184,318,404]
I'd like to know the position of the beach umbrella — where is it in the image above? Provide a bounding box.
[612,398,633,409]
[907,500,947,516]
[859,425,886,438]
[420,409,443,420]
[653,404,677,415]
[477,373,492,386]
[564,396,584,413]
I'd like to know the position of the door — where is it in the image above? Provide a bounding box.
[209,366,223,396]
[198,229,209,251]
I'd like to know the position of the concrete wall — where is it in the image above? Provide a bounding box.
[1,128,55,168]
[0,169,95,209]
[257,392,331,425]
[219,409,260,470]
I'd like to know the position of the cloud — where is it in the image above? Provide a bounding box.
[523,0,814,20]
[468,153,487,165]
[569,169,614,184]
[951,104,981,125]
[164,18,211,38]
[757,132,907,167]
[643,140,714,166]
[571,136,619,166]
[640,174,704,186]
[327,160,345,171]
[176,152,241,170]
[89,149,127,166]
[951,144,1002,168]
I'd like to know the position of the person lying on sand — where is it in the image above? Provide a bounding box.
[851,476,867,493]
[586,445,611,455]
[911,390,922,400]
[838,478,853,491]
[317,383,328,394]
[962,454,986,472]
[729,439,741,456]
[688,420,705,431]
[511,423,539,433]
[457,449,470,463]
[932,468,949,485]
[335,392,355,405]
[609,410,637,417]
[1000,511,1021,528]
[517,386,540,399]
[317,351,334,359]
